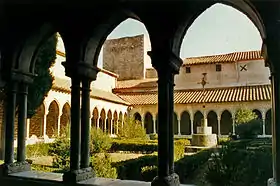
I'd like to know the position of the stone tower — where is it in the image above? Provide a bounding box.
[103,34,152,80]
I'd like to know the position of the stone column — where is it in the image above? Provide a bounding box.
[177,118,181,136]
[96,118,99,129]
[4,81,17,165]
[69,77,81,171]
[57,112,62,136]
[217,115,221,136]
[43,111,48,138]
[104,116,107,133]
[149,50,181,186]
[17,83,29,163]
[262,118,266,136]
[232,115,236,135]
[80,78,91,169]
[110,119,113,135]
[26,119,30,139]
[190,119,194,135]
[153,115,157,134]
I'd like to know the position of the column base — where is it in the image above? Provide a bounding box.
[268,178,276,186]
[0,161,31,176]
[191,134,217,147]
[63,167,94,183]
[151,173,180,186]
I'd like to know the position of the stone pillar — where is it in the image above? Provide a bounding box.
[153,115,157,134]
[96,118,99,129]
[232,115,236,135]
[177,118,181,136]
[69,77,81,171]
[43,111,48,138]
[104,116,107,133]
[4,81,17,165]
[80,78,91,169]
[262,118,266,136]
[57,112,62,136]
[190,119,194,135]
[148,50,181,186]
[26,118,30,139]
[17,83,29,163]
[217,115,221,136]
[110,119,113,135]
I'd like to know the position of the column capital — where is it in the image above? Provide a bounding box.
[10,69,35,84]
[62,61,100,81]
[147,50,182,75]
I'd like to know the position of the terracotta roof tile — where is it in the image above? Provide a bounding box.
[52,78,130,105]
[183,50,262,65]
[117,84,271,105]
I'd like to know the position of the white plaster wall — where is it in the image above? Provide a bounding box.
[92,72,116,92]
[175,59,270,90]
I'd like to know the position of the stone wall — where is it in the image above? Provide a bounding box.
[145,68,157,79]
[103,35,145,80]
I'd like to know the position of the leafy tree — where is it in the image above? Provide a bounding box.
[235,108,257,125]
[27,35,57,118]
[117,117,148,140]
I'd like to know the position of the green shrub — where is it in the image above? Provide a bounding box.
[110,139,157,153]
[48,137,70,171]
[112,155,157,180]
[205,141,272,186]
[149,133,158,140]
[174,139,191,146]
[175,149,213,184]
[174,142,185,161]
[118,117,147,140]
[90,153,117,178]
[90,127,112,153]
[235,119,262,139]
[218,137,230,145]
[26,143,50,158]
[141,165,157,181]
[235,108,257,125]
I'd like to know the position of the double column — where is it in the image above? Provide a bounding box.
[2,70,33,175]
[62,62,99,183]
[149,50,181,186]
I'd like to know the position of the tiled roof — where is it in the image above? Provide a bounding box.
[183,50,262,65]
[116,78,158,89]
[117,84,271,105]
[52,78,130,106]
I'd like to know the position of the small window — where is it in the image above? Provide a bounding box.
[186,66,191,73]
[216,64,222,72]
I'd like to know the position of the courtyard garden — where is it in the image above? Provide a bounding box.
[0,110,274,186]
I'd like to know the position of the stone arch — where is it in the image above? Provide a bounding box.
[46,100,59,138]
[134,112,142,122]
[144,112,153,134]
[119,112,123,127]
[173,112,178,135]
[91,107,99,128]
[253,109,262,119]
[107,110,112,134]
[180,111,191,135]
[29,104,45,137]
[265,109,272,135]
[113,111,118,134]
[173,1,265,56]
[220,110,232,135]
[193,111,203,134]
[207,111,218,135]
[100,109,106,132]
[123,113,128,126]
[60,102,70,132]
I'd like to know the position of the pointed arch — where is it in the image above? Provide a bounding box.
[46,100,59,138]
[107,110,112,134]
[60,102,71,132]
[207,111,218,134]
[100,109,106,132]
[144,112,153,134]
[92,107,99,128]
[253,109,262,119]
[134,112,142,122]
[180,111,191,135]
[220,110,232,135]
[113,111,118,134]
[265,109,272,135]
[193,111,203,134]
[29,104,45,137]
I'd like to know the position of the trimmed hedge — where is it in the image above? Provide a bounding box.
[112,155,157,180]
[110,139,190,154]
[26,143,50,158]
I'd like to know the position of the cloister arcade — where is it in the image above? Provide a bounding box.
[0,1,279,186]
[133,106,272,137]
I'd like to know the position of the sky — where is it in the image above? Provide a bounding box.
[105,3,262,59]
